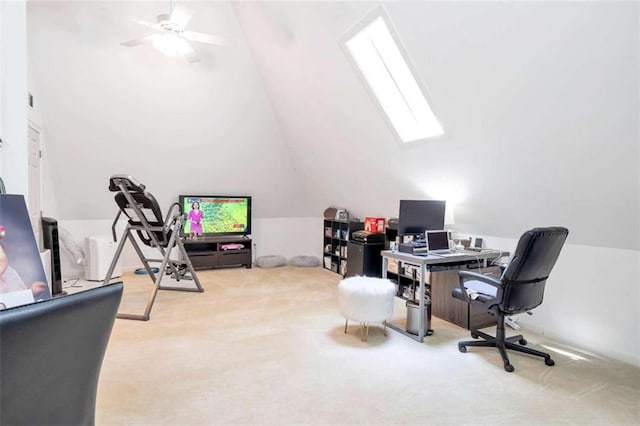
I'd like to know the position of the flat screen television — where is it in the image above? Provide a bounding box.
[179,195,251,237]
[398,199,446,237]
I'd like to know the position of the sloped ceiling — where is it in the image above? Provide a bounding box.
[28,1,638,250]
[233,1,639,250]
[28,1,310,220]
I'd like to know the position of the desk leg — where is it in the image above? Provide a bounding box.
[381,254,432,343]
[417,263,426,342]
[382,256,388,279]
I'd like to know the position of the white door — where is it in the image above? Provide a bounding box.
[28,124,42,244]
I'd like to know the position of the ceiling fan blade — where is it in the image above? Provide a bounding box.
[170,4,192,31]
[121,35,155,47]
[133,19,162,31]
[182,31,228,46]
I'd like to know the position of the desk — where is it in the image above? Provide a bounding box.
[381,250,507,342]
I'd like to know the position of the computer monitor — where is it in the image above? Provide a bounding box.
[398,200,446,237]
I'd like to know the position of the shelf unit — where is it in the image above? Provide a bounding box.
[322,219,364,276]
[385,262,499,330]
[183,236,252,270]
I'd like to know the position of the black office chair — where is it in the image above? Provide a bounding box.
[452,227,568,372]
[0,283,123,425]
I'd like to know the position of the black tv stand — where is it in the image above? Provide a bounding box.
[183,235,252,270]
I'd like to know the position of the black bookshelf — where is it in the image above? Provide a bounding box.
[322,219,364,276]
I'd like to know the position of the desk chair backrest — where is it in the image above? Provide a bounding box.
[0,283,123,425]
[109,175,174,247]
[500,227,569,314]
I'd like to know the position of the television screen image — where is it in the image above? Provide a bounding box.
[180,196,251,236]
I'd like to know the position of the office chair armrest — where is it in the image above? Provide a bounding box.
[456,270,502,302]
[459,270,502,286]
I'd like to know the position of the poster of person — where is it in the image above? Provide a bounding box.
[0,194,51,309]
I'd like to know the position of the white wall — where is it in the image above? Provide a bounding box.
[27,1,311,221]
[252,217,322,259]
[1,0,28,195]
[234,1,638,250]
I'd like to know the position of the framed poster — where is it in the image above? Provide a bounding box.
[0,194,51,309]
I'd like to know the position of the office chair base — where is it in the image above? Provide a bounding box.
[459,329,554,372]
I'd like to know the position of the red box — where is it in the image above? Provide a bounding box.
[364,217,386,233]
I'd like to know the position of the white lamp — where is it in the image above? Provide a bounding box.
[444,203,460,250]
[444,203,455,227]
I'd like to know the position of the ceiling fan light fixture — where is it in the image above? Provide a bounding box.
[152,33,193,57]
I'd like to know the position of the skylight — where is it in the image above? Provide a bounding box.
[345,16,443,143]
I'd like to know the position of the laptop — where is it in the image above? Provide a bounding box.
[425,230,465,257]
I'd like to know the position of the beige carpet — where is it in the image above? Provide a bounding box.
[94,266,639,425]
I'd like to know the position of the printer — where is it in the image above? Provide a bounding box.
[399,240,428,255]
[352,230,386,244]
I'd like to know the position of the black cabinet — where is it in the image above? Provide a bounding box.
[184,236,252,270]
[346,241,384,278]
[322,219,364,276]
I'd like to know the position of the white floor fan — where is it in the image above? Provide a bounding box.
[121,1,227,62]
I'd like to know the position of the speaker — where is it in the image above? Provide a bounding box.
[41,217,64,296]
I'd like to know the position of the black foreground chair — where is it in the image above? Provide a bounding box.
[0,283,123,425]
[452,227,568,372]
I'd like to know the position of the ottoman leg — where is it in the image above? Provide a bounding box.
[383,320,388,337]
[344,319,348,334]
[361,323,370,342]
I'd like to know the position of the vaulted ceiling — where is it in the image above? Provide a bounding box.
[28,1,638,249]
[28,1,309,220]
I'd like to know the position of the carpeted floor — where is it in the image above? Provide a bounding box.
[94,266,640,425]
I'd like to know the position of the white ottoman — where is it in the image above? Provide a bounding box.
[338,276,395,341]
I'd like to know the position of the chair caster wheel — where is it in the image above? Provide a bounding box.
[519,338,527,346]
[504,364,514,373]
[471,332,479,339]
[458,344,467,353]
[545,358,555,366]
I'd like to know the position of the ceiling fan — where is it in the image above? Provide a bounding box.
[121,1,227,62]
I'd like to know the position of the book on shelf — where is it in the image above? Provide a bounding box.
[324,256,332,269]
[339,259,347,276]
